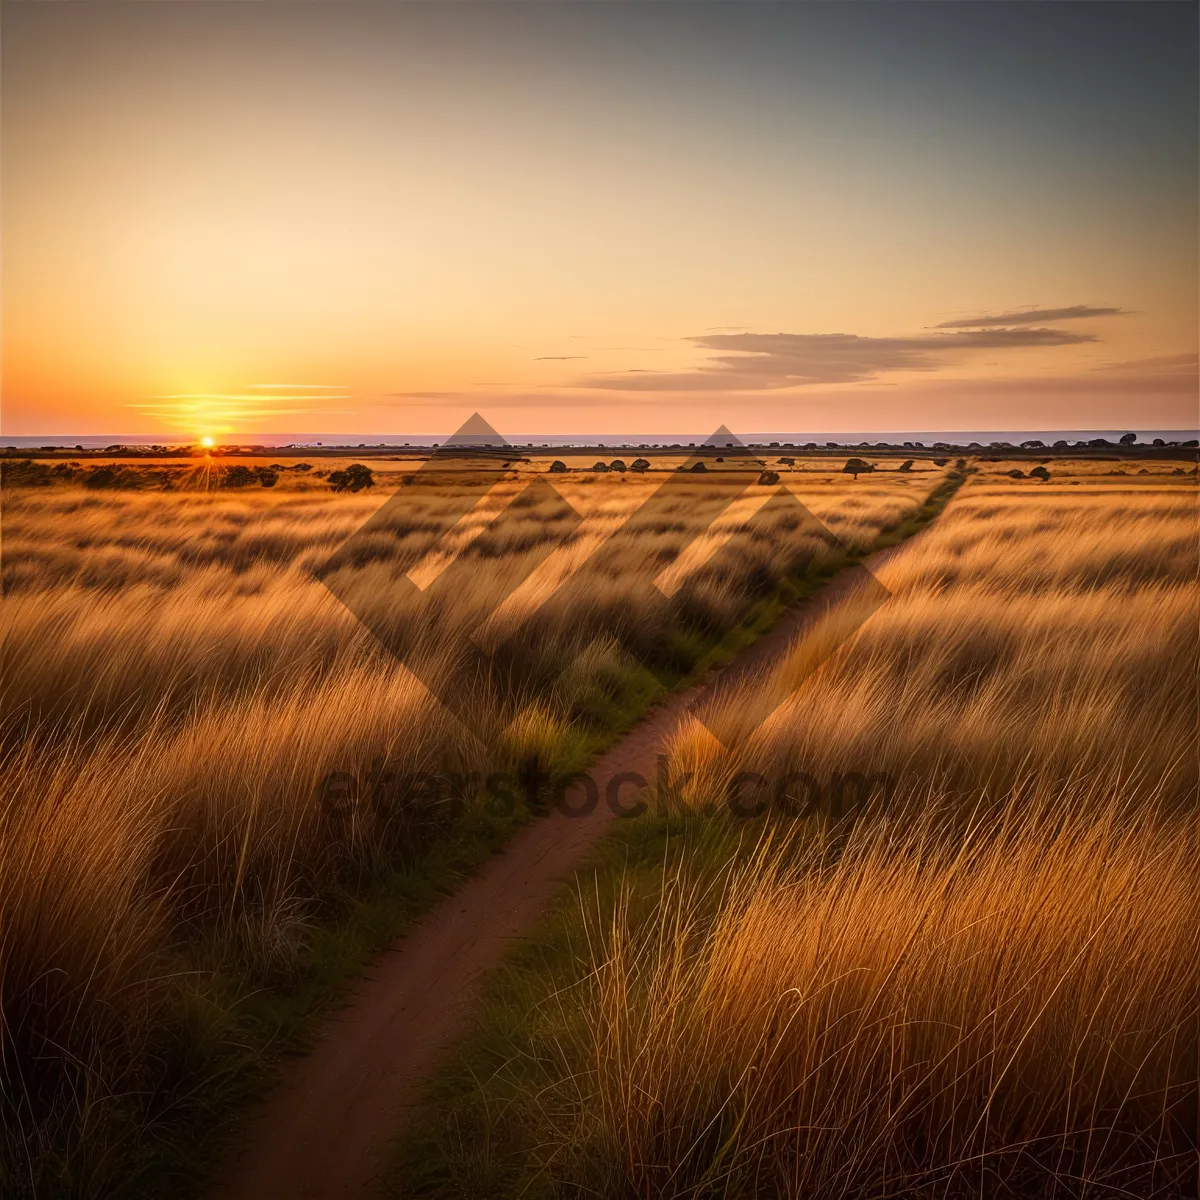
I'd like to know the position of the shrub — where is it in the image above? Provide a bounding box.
[630,458,650,472]
[609,460,627,472]
[220,465,257,488]
[757,470,781,486]
[842,457,874,479]
[549,460,568,473]
[83,467,120,490]
[327,464,375,492]
[2,460,56,488]
[1030,465,1050,481]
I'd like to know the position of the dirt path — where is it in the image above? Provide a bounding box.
[207,554,905,1200]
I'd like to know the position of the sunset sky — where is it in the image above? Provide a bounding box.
[3,2,1196,439]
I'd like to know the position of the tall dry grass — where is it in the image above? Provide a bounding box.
[521,475,1200,1197]
[1,468,921,738]
[581,793,1198,1198]
[0,461,926,1186]
[668,483,1199,807]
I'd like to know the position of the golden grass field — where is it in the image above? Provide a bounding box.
[2,455,1197,1195]
[442,467,1199,1199]
[1,453,936,1192]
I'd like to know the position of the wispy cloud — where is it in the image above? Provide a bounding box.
[128,387,352,425]
[534,355,588,361]
[1091,352,1197,377]
[584,327,1096,392]
[934,305,1125,329]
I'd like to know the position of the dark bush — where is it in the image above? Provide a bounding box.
[2,460,55,488]
[220,465,257,488]
[83,467,120,490]
[328,464,375,493]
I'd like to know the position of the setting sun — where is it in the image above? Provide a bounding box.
[199,435,214,448]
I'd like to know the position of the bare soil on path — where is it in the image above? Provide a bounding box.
[207,554,901,1200]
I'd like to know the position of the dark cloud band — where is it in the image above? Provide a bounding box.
[935,305,1125,328]
[586,327,1096,391]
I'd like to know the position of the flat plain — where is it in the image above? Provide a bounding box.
[1,453,1196,1198]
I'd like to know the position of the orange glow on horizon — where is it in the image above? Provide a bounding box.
[3,4,1195,438]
